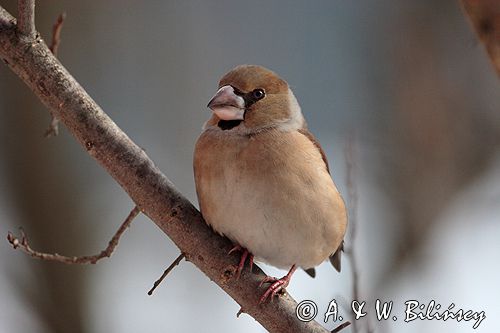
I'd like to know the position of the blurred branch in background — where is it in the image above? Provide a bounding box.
[344,136,361,333]
[378,1,500,280]
[460,0,500,76]
[0,3,337,333]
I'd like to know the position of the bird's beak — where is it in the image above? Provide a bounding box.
[207,85,245,121]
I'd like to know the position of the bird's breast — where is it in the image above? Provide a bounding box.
[194,128,346,269]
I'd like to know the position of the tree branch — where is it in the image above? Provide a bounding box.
[0,4,332,332]
[7,206,140,264]
[17,0,35,37]
[148,253,185,295]
[460,0,500,76]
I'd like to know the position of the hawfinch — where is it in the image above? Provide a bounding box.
[193,65,347,303]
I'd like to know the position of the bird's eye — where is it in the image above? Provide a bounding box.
[252,89,265,100]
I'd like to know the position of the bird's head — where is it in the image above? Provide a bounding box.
[206,65,304,132]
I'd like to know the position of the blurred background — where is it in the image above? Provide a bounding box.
[1,1,499,332]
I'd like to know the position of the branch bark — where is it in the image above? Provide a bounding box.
[460,0,500,76]
[0,5,332,333]
[17,0,35,37]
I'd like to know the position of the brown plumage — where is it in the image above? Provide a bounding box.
[194,65,347,302]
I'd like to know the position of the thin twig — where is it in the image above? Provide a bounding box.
[17,0,35,37]
[148,253,185,295]
[49,12,65,56]
[344,135,361,333]
[44,114,60,137]
[331,321,351,333]
[44,12,66,138]
[7,206,140,264]
[236,307,245,318]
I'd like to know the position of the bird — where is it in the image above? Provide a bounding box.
[193,65,347,303]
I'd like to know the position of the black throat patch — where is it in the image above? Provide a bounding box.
[218,119,242,130]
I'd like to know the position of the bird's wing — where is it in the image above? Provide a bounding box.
[298,127,346,273]
[297,127,330,173]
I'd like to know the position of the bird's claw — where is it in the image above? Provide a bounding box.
[228,245,254,279]
[258,275,277,287]
[259,276,289,304]
[258,265,296,304]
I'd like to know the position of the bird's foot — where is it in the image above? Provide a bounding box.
[228,245,254,279]
[259,265,297,304]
